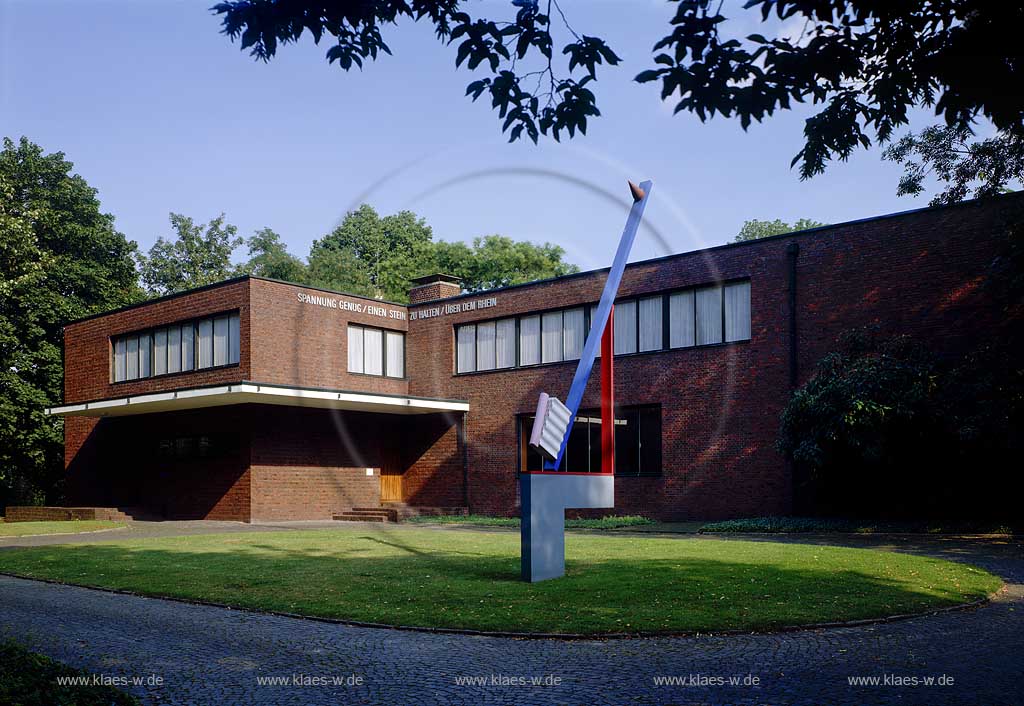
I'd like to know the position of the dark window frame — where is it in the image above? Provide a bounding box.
[347,323,407,379]
[111,310,240,384]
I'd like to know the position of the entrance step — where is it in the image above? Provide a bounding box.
[380,503,469,521]
[333,509,394,523]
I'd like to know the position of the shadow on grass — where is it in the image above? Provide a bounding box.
[0,534,1000,634]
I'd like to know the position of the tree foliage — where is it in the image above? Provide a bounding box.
[779,327,1022,520]
[138,213,243,296]
[734,217,826,243]
[214,1,1024,180]
[240,227,308,282]
[883,124,1024,206]
[0,137,141,506]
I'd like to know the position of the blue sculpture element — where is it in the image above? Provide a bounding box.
[521,180,652,582]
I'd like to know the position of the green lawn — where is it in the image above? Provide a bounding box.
[0,520,125,537]
[0,527,1000,635]
[406,514,656,529]
[0,640,140,706]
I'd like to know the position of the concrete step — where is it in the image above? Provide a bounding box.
[333,512,390,523]
[380,503,469,520]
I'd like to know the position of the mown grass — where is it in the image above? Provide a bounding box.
[0,520,125,537]
[0,528,1000,635]
[699,516,1017,535]
[0,640,140,705]
[406,514,656,529]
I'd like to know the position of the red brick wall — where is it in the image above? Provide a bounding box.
[406,195,1024,520]
[57,196,1024,522]
[248,278,409,395]
[63,278,251,404]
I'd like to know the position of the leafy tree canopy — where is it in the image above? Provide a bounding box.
[734,217,826,242]
[240,227,308,282]
[883,124,1024,206]
[213,1,1024,180]
[0,137,141,505]
[138,213,243,296]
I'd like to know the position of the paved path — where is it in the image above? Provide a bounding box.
[1,529,1022,705]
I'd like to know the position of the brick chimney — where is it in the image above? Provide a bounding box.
[409,273,462,304]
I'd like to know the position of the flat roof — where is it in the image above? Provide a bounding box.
[45,381,470,418]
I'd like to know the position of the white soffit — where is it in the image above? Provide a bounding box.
[45,383,469,418]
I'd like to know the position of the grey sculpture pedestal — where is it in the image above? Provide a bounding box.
[520,473,615,582]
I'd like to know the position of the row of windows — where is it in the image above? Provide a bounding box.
[455,280,751,374]
[113,312,240,383]
[521,405,662,476]
[347,324,405,378]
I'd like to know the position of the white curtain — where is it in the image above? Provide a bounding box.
[385,331,404,378]
[181,324,195,371]
[197,319,214,368]
[476,321,496,371]
[562,308,584,360]
[139,333,152,378]
[614,300,637,355]
[347,325,364,373]
[724,281,751,342]
[168,326,182,373]
[638,296,663,352]
[213,316,229,366]
[542,311,562,363]
[589,305,601,358]
[456,324,476,373]
[696,286,723,345]
[495,318,516,368]
[153,328,167,376]
[114,338,127,382]
[126,336,139,380]
[229,313,241,364]
[669,291,695,348]
[519,315,540,365]
[364,327,383,375]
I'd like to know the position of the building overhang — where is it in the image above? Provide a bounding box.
[45,382,470,418]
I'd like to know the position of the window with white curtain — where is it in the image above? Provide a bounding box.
[363,328,383,376]
[449,279,750,376]
[167,326,182,373]
[385,331,405,378]
[349,324,404,377]
[495,318,516,368]
[347,325,364,373]
[562,308,585,360]
[519,315,540,366]
[724,281,751,342]
[126,336,139,380]
[614,300,637,355]
[213,316,229,367]
[669,291,695,348]
[197,319,213,369]
[154,329,167,376]
[696,286,723,345]
[476,321,496,371]
[638,296,663,352]
[456,324,476,373]
[139,333,152,378]
[181,324,195,371]
[114,311,242,382]
[541,311,563,363]
[114,338,127,382]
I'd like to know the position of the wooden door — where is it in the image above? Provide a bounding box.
[379,442,403,502]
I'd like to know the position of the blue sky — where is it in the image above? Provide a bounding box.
[2,0,955,271]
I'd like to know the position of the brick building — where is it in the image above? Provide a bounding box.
[45,195,1023,522]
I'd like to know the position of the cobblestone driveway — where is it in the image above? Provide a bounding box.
[1,530,1021,705]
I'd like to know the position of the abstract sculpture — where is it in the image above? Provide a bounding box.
[521,179,653,582]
